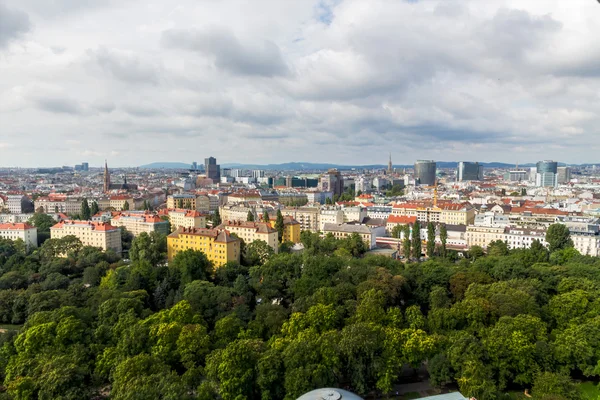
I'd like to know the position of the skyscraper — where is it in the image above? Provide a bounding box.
[414,160,436,186]
[557,166,571,184]
[535,160,558,187]
[319,169,344,196]
[103,160,111,192]
[204,157,220,182]
[457,161,484,181]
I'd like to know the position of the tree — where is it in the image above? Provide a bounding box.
[81,199,91,220]
[325,197,333,205]
[412,220,422,259]
[531,372,582,400]
[439,223,447,258]
[247,211,255,222]
[129,232,167,266]
[546,223,574,252]
[487,240,509,256]
[212,208,222,227]
[262,212,270,223]
[427,222,436,257]
[122,200,130,211]
[243,240,274,266]
[275,210,285,243]
[402,225,411,258]
[170,249,213,286]
[28,213,56,245]
[90,201,99,216]
[521,188,527,196]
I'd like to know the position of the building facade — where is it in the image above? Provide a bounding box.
[281,206,320,232]
[414,160,436,186]
[205,156,221,182]
[322,223,386,249]
[110,212,170,236]
[0,223,38,248]
[217,221,279,252]
[270,217,301,243]
[167,227,240,267]
[168,209,208,231]
[50,220,122,253]
[319,169,344,197]
[457,162,484,181]
[535,160,558,187]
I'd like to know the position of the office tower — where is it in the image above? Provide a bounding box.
[252,170,265,178]
[414,160,436,186]
[557,166,571,184]
[457,161,484,181]
[319,169,344,197]
[82,162,89,171]
[204,156,221,182]
[191,161,197,171]
[535,161,558,187]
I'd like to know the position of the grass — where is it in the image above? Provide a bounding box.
[0,324,22,333]
[400,393,421,400]
[579,382,600,400]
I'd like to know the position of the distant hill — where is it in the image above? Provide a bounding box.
[139,161,594,170]
[138,162,194,169]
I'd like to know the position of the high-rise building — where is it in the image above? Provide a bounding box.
[103,160,111,192]
[204,156,221,182]
[252,170,265,178]
[557,166,571,184]
[457,161,484,181]
[319,169,344,197]
[535,161,558,187]
[191,161,197,171]
[82,162,89,171]
[414,160,436,186]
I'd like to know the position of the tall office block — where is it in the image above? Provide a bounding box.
[535,161,558,187]
[414,160,436,186]
[557,166,571,184]
[457,161,484,181]
[204,157,221,182]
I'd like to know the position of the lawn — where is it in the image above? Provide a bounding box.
[579,382,600,400]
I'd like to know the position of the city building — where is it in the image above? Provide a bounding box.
[6,195,33,214]
[474,212,510,228]
[386,215,417,235]
[0,223,38,248]
[560,216,600,257]
[342,207,368,223]
[280,206,320,232]
[205,156,221,182]
[167,227,240,267]
[319,209,344,231]
[110,212,170,236]
[414,160,436,186]
[96,196,134,211]
[269,216,301,243]
[392,202,475,225]
[466,225,506,249]
[34,197,82,214]
[50,220,122,253]
[557,166,572,184]
[217,220,279,252]
[168,209,208,231]
[504,170,529,182]
[322,223,386,249]
[319,169,344,197]
[457,162,484,181]
[535,160,558,187]
[166,194,205,211]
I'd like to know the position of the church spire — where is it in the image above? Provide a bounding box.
[103,160,111,192]
[387,152,393,175]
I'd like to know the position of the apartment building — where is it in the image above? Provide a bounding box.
[322,223,386,249]
[319,209,344,231]
[6,195,33,214]
[269,217,301,243]
[220,204,263,222]
[168,209,208,231]
[217,220,279,252]
[166,194,207,211]
[110,212,170,236]
[392,202,475,225]
[167,227,240,267]
[0,223,38,248]
[281,206,320,232]
[50,220,122,253]
[504,227,548,250]
[34,197,82,214]
[386,215,417,235]
[466,226,506,249]
[342,207,368,223]
[96,196,134,211]
[561,216,600,257]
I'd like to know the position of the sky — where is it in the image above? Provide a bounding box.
[0,0,599,168]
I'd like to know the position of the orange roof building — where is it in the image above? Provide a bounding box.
[0,223,38,248]
[50,220,121,253]
[167,226,240,267]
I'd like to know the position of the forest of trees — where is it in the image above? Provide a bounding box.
[0,225,599,399]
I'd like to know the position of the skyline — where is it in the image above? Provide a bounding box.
[1,0,600,166]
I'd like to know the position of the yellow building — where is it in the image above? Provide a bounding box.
[167,209,208,232]
[50,220,122,253]
[96,196,134,211]
[166,194,206,211]
[217,221,279,252]
[167,227,240,267]
[269,216,301,243]
[465,225,506,249]
[391,202,475,225]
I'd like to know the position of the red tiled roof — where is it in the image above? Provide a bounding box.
[387,215,417,224]
[0,223,36,230]
[51,220,118,231]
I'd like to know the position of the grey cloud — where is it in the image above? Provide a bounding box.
[161,28,288,77]
[0,4,32,48]
[93,101,116,113]
[34,96,82,114]
[121,103,162,117]
[87,47,159,85]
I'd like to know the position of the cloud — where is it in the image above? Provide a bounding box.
[161,28,288,77]
[33,96,82,114]
[87,47,160,85]
[0,4,32,48]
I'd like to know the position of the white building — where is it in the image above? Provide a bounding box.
[0,223,38,248]
[322,223,386,249]
[474,212,510,228]
[6,195,30,214]
[342,206,368,223]
[319,209,344,231]
[50,220,122,253]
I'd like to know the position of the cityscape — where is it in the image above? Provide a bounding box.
[2,0,600,399]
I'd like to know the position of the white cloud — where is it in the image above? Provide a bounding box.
[0,0,599,167]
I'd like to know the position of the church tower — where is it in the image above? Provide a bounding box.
[103,160,111,192]
[387,153,393,175]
